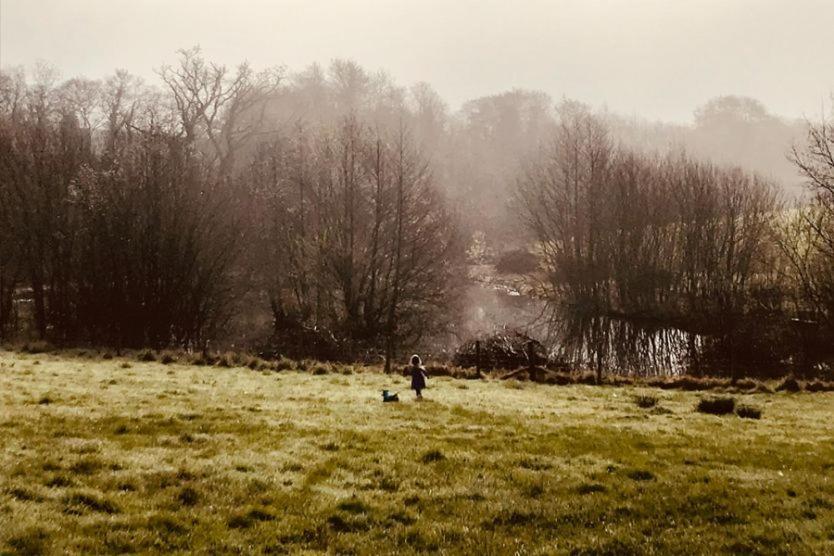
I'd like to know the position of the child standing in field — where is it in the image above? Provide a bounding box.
[409,354,428,399]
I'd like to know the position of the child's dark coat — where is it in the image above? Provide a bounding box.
[410,365,427,391]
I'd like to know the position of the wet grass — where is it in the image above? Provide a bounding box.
[1,350,834,553]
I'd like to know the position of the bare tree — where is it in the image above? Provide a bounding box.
[245,115,461,362]
[781,116,834,325]
[158,47,283,177]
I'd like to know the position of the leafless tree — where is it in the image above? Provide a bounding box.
[158,47,283,177]
[245,116,462,362]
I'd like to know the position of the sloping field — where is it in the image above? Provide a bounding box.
[1,350,833,554]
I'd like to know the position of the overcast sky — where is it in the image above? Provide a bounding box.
[1,0,832,123]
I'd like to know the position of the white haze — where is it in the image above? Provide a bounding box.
[1,0,833,123]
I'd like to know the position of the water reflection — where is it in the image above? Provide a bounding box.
[545,313,700,376]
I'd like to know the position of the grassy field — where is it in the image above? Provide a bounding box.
[1,351,833,554]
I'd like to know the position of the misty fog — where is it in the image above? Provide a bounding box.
[2,1,833,378]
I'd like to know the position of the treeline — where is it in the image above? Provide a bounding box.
[519,102,834,379]
[0,50,828,376]
[0,51,462,364]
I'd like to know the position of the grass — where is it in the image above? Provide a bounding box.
[1,351,834,554]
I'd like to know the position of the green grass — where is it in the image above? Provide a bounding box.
[1,350,833,554]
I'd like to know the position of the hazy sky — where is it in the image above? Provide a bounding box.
[1,0,832,123]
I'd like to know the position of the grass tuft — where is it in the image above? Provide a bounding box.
[69,456,104,475]
[696,396,736,415]
[63,491,120,514]
[736,405,762,419]
[45,474,74,488]
[6,526,51,555]
[626,469,655,481]
[337,498,369,514]
[228,507,275,529]
[7,486,41,501]
[577,483,607,494]
[420,449,446,463]
[634,394,658,408]
[176,485,200,506]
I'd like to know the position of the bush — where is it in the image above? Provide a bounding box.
[604,375,636,387]
[160,351,177,365]
[634,394,658,409]
[425,364,454,377]
[647,375,731,391]
[736,405,762,419]
[274,357,295,371]
[575,371,598,385]
[543,372,573,385]
[776,375,802,393]
[311,364,330,375]
[696,396,736,415]
[805,380,834,392]
[189,352,218,366]
[136,349,156,362]
[216,352,236,368]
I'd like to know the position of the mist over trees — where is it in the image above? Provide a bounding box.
[518,102,782,380]
[243,118,462,364]
[0,48,831,377]
[0,50,465,367]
